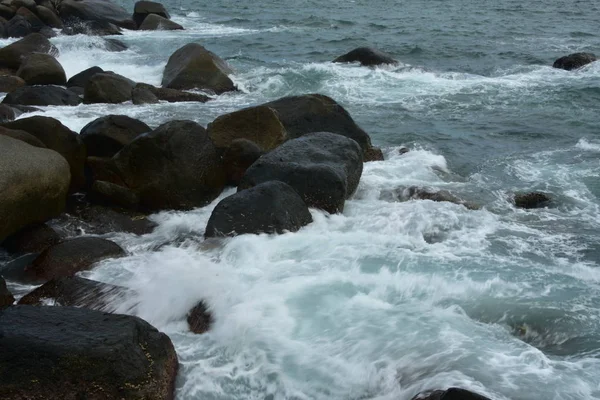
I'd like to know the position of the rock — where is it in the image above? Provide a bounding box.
[62,19,122,35]
[0,135,70,242]
[222,138,263,185]
[0,253,38,282]
[66,65,103,88]
[132,85,159,104]
[103,37,128,52]
[80,114,151,157]
[0,74,25,92]
[85,155,126,186]
[6,15,32,37]
[0,4,15,20]
[15,6,46,32]
[187,301,212,334]
[84,72,134,104]
[410,387,491,400]
[1,116,86,190]
[206,181,312,237]
[0,18,6,39]
[0,276,14,307]
[381,186,479,210]
[0,32,56,69]
[0,305,178,400]
[0,125,43,146]
[133,0,170,27]
[135,83,209,103]
[2,223,60,253]
[16,52,66,85]
[161,43,236,94]
[333,46,398,66]
[114,120,226,211]
[18,276,129,311]
[57,0,136,30]
[139,13,182,30]
[263,94,374,154]
[239,132,363,213]
[552,52,597,71]
[0,105,15,122]
[13,0,36,12]
[398,147,409,155]
[67,85,84,96]
[90,180,140,209]
[2,84,81,106]
[9,104,41,115]
[514,192,551,209]
[24,237,125,282]
[35,5,62,28]
[207,105,286,151]
[364,146,384,161]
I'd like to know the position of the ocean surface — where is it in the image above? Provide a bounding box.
[4,0,600,398]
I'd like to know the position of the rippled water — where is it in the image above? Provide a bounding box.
[3,0,600,398]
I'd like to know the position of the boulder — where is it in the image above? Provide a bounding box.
[333,46,398,66]
[187,301,212,334]
[0,16,7,38]
[0,105,16,122]
[132,85,159,104]
[410,388,491,400]
[103,37,128,51]
[1,223,60,253]
[133,0,170,27]
[90,180,140,209]
[16,52,66,85]
[0,305,178,400]
[0,4,15,20]
[0,125,43,146]
[364,146,384,161]
[161,43,236,94]
[62,19,121,35]
[0,135,70,242]
[0,253,38,283]
[13,0,36,12]
[6,15,32,37]
[514,192,551,209]
[57,0,136,30]
[85,155,126,186]
[239,132,363,213]
[207,105,286,151]
[136,83,209,103]
[15,6,46,32]
[66,65,103,88]
[0,32,57,69]
[139,13,182,30]
[2,84,82,106]
[263,94,374,154]
[18,276,129,311]
[24,237,125,282]
[80,114,151,157]
[114,120,226,211]
[1,116,86,190]
[222,138,263,185]
[35,5,63,28]
[206,180,312,237]
[380,186,479,210]
[553,52,596,71]
[0,74,25,92]
[84,72,134,104]
[0,277,14,307]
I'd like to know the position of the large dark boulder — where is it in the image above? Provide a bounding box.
[552,52,596,71]
[2,85,82,106]
[187,301,212,334]
[2,223,60,254]
[15,6,46,32]
[0,32,57,69]
[0,5,15,21]
[16,52,66,85]
[239,132,363,213]
[6,15,32,37]
[135,82,209,103]
[66,65,103,88]
[90,179,140,209]
[0,277,14,307]
[1,116,86,190]
[514,192,551,209]
[132,85,159,104]
[411,387,491,400]
[35,5,63,29]
[57,0,136,30]
[207,105,286,151]
[161,43,236,94]
[0,135,70,242]
[18,276,130,311]
[0,75,25,92]
[84,72,134,104]
[139,13,182,30]
[263,94,374,155]
[24,237,125,282]
[113,120,226,211]
[0,104,15,122]
[0,125,44,146]
[133,0,170,27]
[62,19,122,35]
[333,46,398,66]
[13,0,36,12]
[0,305,178,399]
[222,138,263,185]
[206,181,312,237]
[80,115,151,157]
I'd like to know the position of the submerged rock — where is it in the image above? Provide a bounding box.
[187,301,212,334]
[0,33,57,69]
[0,277,14,307]
[364,146,384,161]
[411,387,491,400]
[380,186,479,210]
[62,19,122,35]
[333,46,398,66]
[206,181,313,237]
[0,305,178,399]
[2,85,82,106]
[239,132,363,213]
[2,223,60,254]
[552,52,596,71]
[16,52,66,85]
[514,192,551,209]
[80,114,151,157]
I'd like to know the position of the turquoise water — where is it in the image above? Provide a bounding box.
[4,0,600,398]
